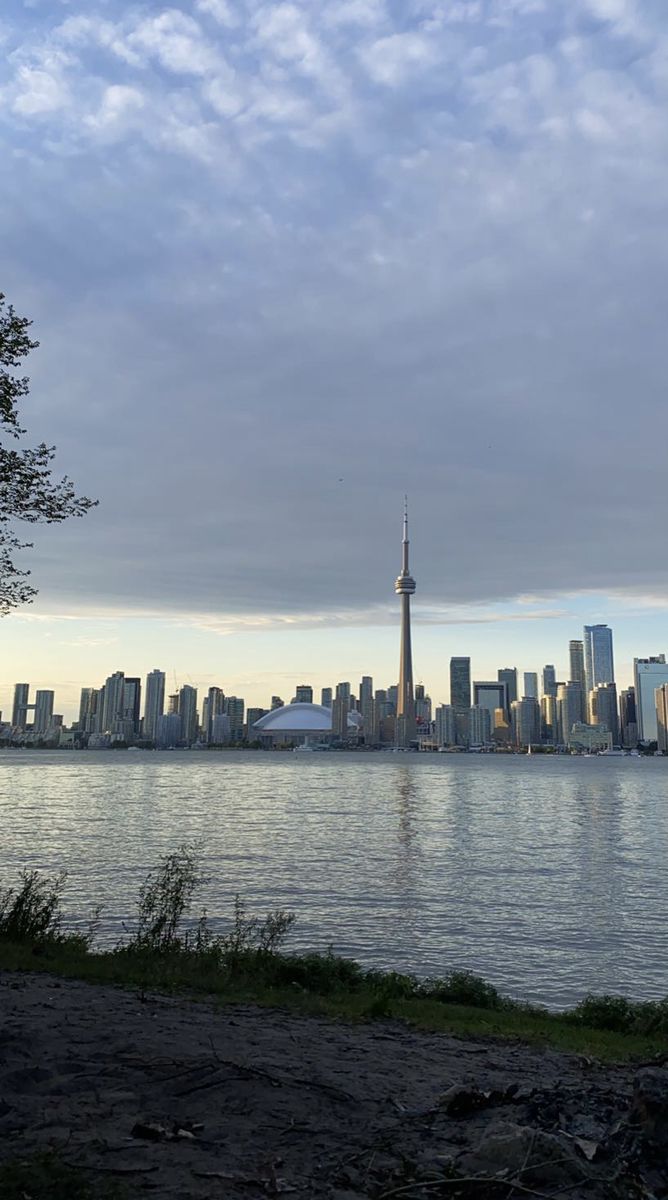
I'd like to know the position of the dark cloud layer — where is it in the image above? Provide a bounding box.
[1,0,667,620]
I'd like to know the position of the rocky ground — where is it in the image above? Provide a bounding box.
[0,972,667,1199]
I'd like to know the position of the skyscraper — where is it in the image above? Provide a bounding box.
[589,682,619,744]
[556,682,582,745]
[178,685,199,744]
[224,696,245,742]
[583,625,614,692]
[468,705,491,745]
[123,678,141,735]
[511,697,540,748]
[33,690,54,734]
[395,500,416,749]
[359,676,375,742]
[143,670,165,742]
[569,639,586,721]
[415,683,432,724]
[633,657,668,742]
[450,657,471,711]
[435,705,456,747]
[203,686,224,743]
[619,687,637,748]
[320,687,332,707]
[78,687,96,732]
[12,683,29,729]
[542,665,557,698]
[541,693,558,743]
[656,685,668,753]
[523,672,538,699]
[294,685,313,703]
[498,668,517,713]
[569,640,585,687]
[473,681,507,729]
[101,672,125,733]
[332,682,351,740]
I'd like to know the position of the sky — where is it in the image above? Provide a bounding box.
[1,0,667,722]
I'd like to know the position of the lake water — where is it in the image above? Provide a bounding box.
[0,750,667,1007]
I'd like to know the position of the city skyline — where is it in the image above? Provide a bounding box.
[5,616,667,734]
[3,606,667,727]
[6,615,667,751]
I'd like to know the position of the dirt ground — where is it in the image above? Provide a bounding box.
[0,972,666,1199]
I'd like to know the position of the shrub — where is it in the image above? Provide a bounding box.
[633,998,668,1035]
[257,948,365,992]
[362,968,419,999]
[0,869,66,944]
[126,844,205,954]
[421,969,502,1010]
[217,894,296,959]
[570,993,638,1032]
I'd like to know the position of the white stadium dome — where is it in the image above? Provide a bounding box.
[252,703,362,740]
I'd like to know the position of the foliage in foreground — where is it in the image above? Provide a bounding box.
[0,291,97,614]
[1,847,668,1054]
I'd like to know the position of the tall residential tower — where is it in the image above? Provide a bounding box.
[395,499,416,748]
[583,625,614,692]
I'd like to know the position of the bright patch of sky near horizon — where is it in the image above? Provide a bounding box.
[1,0,667,717]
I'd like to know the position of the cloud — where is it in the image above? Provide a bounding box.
[195,0,238,28]
[126,10,221,76]
[0,0,667,630]
[359,32,437,85]
[84,84,144,135]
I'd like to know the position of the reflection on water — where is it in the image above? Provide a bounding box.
[0,750,667,1007]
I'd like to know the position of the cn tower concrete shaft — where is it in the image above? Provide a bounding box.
[395,498,416,748]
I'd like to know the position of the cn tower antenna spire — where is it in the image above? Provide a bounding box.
[395,496,416,748]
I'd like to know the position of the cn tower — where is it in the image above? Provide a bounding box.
[395,497,416,748]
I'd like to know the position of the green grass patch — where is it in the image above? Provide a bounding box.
[2,935,667,1063]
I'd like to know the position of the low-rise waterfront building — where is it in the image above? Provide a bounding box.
[567,722,612,753]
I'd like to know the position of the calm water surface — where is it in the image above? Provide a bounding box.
[1,750,667,1007]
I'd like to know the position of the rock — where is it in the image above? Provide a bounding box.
[131,1121,168,1141]
[440,1084,497,1117]
[631,1068,668,1146]
[459,1121,592,1188]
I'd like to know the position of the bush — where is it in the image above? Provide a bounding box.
[251,949,364,992]
[570,993,638,1033]
[126,844,205,954]
[0,869,66,945]
[634,998,668,1035]
[216,894,296,959]
[421,969,502,1010]
[570,992,668,1035]
[362,968,419,999]
[120,846,296,972]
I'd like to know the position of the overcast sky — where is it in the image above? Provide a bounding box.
[1,0,667,717]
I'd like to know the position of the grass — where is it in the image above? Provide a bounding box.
[1,848,667,1064]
